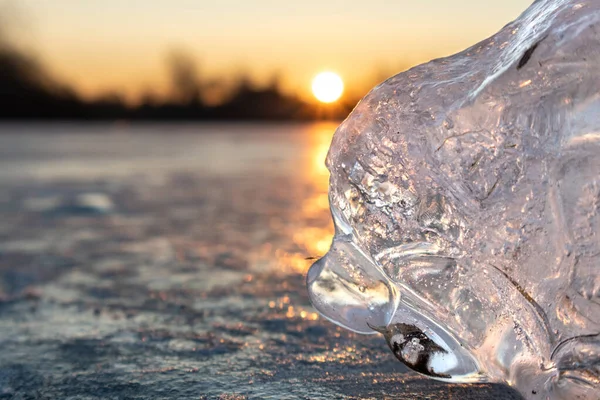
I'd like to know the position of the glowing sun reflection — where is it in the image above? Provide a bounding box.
[276,122,337,274]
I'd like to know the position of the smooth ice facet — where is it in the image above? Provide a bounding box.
[307,235,399,334]
[307,0,600,398]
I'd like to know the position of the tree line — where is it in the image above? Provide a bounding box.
[0,45,358,121]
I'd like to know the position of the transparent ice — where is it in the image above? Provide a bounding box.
[307,0,600,398]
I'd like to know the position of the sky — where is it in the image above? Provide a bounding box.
[4,0,533,103]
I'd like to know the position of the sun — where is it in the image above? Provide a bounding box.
[312,72,344,103]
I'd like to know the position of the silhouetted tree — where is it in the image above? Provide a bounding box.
[0,44,85,118]
[166,49,202,106]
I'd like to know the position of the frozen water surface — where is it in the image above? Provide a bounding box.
[308,0,600,399]
[0,123,523,399]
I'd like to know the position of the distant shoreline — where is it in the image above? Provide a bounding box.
[0,119,344,126]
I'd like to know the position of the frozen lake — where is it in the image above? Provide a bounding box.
[0,123,522,399]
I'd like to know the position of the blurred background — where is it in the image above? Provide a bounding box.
[0,1,531,399]
[2,0,530,120]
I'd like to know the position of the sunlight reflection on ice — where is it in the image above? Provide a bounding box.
[276,122,336,274]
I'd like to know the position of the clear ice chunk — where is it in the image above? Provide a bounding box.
[307,0,600,398]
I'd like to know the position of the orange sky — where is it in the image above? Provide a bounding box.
[5,0,533,103]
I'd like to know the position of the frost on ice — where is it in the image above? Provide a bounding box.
[307,0,600,398]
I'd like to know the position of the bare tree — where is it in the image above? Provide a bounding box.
[166,49,202,105]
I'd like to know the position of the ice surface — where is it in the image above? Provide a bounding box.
[307,0,600,398]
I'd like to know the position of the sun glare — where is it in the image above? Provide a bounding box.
[312,72,344,103]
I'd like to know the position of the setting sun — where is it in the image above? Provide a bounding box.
[312,72,344,103]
